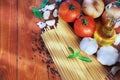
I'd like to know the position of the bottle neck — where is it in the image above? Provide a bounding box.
[102,19,115,38]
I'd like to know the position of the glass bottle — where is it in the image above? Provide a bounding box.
[94,19,116,46]
[94,1,119,46]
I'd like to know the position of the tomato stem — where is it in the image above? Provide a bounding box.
[68,4,76,10]
[82,18,88,25]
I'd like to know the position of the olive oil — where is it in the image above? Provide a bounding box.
[94,19,116,46]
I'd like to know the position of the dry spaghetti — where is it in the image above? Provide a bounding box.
[41,17,109,80]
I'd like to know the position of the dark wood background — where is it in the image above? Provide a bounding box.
[0,0,119,80]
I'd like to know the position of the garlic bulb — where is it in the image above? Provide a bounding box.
[82,0,104,18]
[80,37,98,55]
[97,46,119,66]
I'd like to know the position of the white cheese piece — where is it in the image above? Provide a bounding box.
[46,19,55,26]
[37,22,46,29]
[44,3,56,11]
[40,7,47,12]
[53,9,58,17]
[43,10,51,20]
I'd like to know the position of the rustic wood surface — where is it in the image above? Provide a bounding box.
[0,0,120,80]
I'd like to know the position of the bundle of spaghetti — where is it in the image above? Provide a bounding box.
[41,17,109,80]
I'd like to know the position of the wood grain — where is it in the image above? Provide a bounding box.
[0,0,120,80]
[0,0,17,80]
[17,0,61,80]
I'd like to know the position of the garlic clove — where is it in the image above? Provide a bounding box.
[37,22,46,29]
[97,46,119,66]
[80,37,98,55]
[46,19,55,26]
[53,9,58,17]
[114,34,120,46]
[43,10,51,20]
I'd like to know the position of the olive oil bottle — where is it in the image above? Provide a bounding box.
[94,19,116,46]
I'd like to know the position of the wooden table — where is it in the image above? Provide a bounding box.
[0,0,120,80]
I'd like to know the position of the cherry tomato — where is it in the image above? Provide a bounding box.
[74,16,96,37]
[58,0,81,22]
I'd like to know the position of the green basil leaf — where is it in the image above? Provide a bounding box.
[74,51,80,57]
[67,54,75,59]
[68,47,74,54]
[67,51,80,59]
[117,0,120,8]
[32,7,43,19]
[40,0,49,8]
[79,56,92,62]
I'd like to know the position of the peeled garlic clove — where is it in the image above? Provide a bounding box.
[97,46,119,66]
[43,10,51,20]
[46,19,55,26]
[114,34,120,46]
[45,3,56,11]
[53,9,58,17]
[37,22,46,29]
[80,37,98,55]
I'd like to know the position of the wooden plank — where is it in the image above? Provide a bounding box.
[17,0,61,80]
[0,0,17,80]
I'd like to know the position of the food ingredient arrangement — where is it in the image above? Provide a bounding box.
[32,0,120,79]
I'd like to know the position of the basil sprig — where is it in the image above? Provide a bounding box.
[40,0,49,9]
[32,7,43,19]
[32,0,49,19]
[67,47,92,62]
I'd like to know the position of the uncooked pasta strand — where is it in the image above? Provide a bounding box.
[41,17,109,80]
[54,25,94,80]
[57,17,106,77]
[41,32,68,80]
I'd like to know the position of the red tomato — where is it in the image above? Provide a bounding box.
[74,16,96,37]
[58,0,81,22]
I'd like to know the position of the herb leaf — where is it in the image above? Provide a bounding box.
[67,51,80,59]
[79,56,92,62]
[40,0,49,8]
[74,51,80,57]
[67,47,92,63]
[68,47,74,54]
[32,7,43,19]
[67,54,75,59]
[117,0,120,8]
